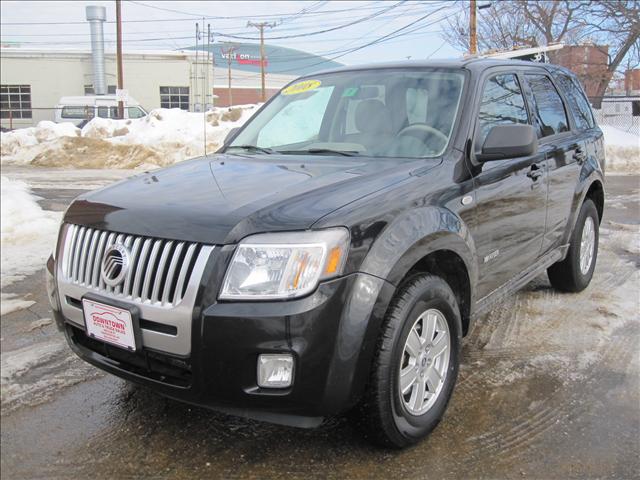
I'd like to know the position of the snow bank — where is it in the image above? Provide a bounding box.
[1,176,61,288]
[0,105,258,169]
[602,125,639,174]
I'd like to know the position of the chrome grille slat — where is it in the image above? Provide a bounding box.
[174,243,197,305]
[91,230,108,287]
[123,237,142,295]
[132,238,152,300]
[151,241,174,304]
[84,230,100,287]
[100,233,116,291]
[61,224,206,308]
[77,229,92,285]
[142,240,162,302]
[63,225,78,278]
[162,242,184,305]
[71,227,86,281]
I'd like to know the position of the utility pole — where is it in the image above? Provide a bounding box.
[247,21,276,102]
[469,0,477,55]
[223,46,237,107]
[116,0,124,118]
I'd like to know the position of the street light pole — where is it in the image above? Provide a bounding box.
[247,21,275,102]
[224,46,236,107]
[116,0,124,118]
[469,0,477,55]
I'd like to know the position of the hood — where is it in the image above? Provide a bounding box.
[64,154,437,244]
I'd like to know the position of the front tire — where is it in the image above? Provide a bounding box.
[547,199,599,292]
[354,273,461,448]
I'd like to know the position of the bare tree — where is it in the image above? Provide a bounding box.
[441,1,640,100]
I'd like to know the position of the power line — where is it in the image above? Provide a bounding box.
[210,1,406,41]
[0,3,426,38]
[0,1,423,25]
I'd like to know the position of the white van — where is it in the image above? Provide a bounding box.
[54,95,148,126]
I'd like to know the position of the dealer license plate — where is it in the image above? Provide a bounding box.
[82,298,137,351]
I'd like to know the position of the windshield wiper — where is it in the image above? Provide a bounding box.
[226,145,278,155]
[280,148,359,157]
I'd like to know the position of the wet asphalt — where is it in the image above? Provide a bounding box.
[1,169,639,479]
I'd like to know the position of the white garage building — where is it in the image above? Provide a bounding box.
[0,47,301,129]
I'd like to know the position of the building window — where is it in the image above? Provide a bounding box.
[160,86,189,110]
[0,85,32,119]
[84,85,117,95]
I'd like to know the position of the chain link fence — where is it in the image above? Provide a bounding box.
[590,96,640,136]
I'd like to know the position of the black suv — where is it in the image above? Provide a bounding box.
[47,59,605,447]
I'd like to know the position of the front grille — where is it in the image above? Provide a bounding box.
[61,224,203,307]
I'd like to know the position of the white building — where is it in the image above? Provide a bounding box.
[0,47,299,129]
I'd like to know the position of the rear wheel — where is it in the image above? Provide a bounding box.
[547,199,599,292]
[354,273,461,448]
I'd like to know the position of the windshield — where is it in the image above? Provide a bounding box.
[227,69,465,159]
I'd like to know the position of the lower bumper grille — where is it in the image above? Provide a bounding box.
[68,325,192,387]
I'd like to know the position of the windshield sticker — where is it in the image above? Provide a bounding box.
[282,80,321,95]
[342,87,359,97]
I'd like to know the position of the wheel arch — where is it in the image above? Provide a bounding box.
[584,179,604,224]
[358,206,478,336]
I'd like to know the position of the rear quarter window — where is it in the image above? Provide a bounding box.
[555,74,595,130]
[525,74,570,138]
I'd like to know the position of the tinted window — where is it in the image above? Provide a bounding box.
[61,106,94,119]
[229,70,465,159]
[127,106,146,119]
[556,74,595,130]
[344,85,385,134]
[257,86,335,147]
[406,87,429,124]
[477,74,529,146]
[526,74,569,137]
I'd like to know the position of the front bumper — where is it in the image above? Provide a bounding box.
[51,251,394,427]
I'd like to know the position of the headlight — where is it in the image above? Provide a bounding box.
[219,228,349,300]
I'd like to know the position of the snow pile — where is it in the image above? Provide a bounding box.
[602,125,640,174]
[0,105,259,169]
[1,176,61,289]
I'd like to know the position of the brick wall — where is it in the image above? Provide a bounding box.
[625,69,640,95]
[550,45,609,97]
[213,87,279,107]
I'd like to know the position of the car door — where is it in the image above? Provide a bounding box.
[470,70,549,299]
[522,71,582,253]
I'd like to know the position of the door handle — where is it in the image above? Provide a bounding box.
[527,163,543,181]
[574,147,586,164]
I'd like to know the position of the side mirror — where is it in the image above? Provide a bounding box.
[224,127,240,145]
[476,124,538,162]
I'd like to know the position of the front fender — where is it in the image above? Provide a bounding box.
[359,206,478,293]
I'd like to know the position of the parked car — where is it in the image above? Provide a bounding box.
[54,95,147,126]
[46,59,605,447]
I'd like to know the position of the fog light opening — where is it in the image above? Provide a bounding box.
[257,354,294,388]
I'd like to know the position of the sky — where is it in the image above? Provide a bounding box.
[0,0,463,65]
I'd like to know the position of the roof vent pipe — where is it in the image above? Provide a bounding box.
[86,5,107,95]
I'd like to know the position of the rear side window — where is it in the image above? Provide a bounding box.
[556,74,595,130]
[127,106,146,119]
[61,106,94,119]
[526,74,570,137]
[476,74,529,146]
